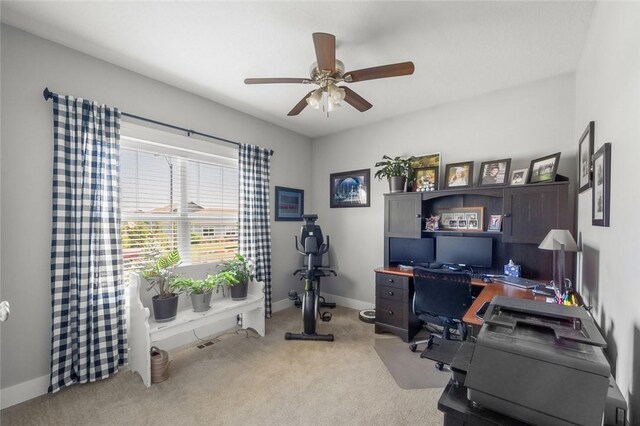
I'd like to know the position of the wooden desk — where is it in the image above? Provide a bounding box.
[374,267,546,340]
[463,282,544,327]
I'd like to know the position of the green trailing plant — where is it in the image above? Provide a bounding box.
[217,254,254,286]
[142,249,181,299]
[204,254,254,297]
[374,155,415,180]
[170,276,216,296]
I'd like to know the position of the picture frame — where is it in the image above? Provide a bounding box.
[412,166,439,192]
[330,168,370,208]
[438,207,484,231]
[478,158,511,187]
[592,143,611,227]
[488,214,502,231]
[509,168,528,185]
[409,152,441,191]
[275,186,304,221]
[444,161,474,189]
[528,152,561,184]
[578,121,595,193]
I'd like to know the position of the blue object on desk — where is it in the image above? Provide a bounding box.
[504,259,521,277]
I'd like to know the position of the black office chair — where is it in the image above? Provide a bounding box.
[409,267,473,369]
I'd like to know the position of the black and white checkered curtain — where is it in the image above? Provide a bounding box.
[49,93,126,393]
[239,144,272,317]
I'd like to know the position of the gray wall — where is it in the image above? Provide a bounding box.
[574,3,640,421]
[0,24,311,391]
[310,73,577,304]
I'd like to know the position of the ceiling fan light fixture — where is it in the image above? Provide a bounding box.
[328,97,341,112]
[328,84,345,103]
[306,88,323,109]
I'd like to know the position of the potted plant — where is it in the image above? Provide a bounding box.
[170,276,216,312]
[374,155,415,193]
[212,254,254,300]
[142,250,181,322]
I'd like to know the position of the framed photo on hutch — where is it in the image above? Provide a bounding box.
[275,186,304,221]
[444,161,474,189]
[528,152,561,184]
[330,169,370,208]
[412,166,439,191]
[578,121,595,193]
[592,143,611,227]
[510,168,528,185]
[409,153,441,191]
[478,159,511,187]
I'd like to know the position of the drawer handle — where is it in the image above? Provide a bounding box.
[387,279,394,283]
[387,291,394,296]
[388,310,394,315]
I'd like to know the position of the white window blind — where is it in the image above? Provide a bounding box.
[120,131,238,281]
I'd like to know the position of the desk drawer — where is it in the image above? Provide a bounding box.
[376,284,404,302]
[376,298,404,328]
[376,273,407,290]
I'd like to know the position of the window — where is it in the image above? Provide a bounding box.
[120,123,238,281]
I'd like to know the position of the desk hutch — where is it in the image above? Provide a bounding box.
[376,181,573,341]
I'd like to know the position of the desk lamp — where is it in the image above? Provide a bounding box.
[538,229,579,294]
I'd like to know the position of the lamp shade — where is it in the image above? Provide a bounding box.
[538,229,579,252]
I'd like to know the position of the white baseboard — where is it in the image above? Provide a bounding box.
[271,298,294,313]
[322,293,375,311]
[271,294,373,314]
[1,374,49,409]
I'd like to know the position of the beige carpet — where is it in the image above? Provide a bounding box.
[1,306,445,425]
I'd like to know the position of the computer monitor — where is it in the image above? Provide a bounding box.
[389,237,435,265]
[435,236,493,268]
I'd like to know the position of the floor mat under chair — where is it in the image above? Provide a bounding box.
[373,331,451,390]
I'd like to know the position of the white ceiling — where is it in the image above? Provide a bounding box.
[1,1,595,139]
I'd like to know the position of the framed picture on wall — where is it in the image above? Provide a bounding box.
[330,169,370,208]
[275,186,304,221]
[528,152,561,184]
[578,121,595,193]
[592,143,611,227]
[478,158,511,186]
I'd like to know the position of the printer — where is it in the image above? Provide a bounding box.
[464,296,611,426]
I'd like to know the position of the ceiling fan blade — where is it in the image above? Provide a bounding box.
[342,87,372,112]
[344,62,415,82]
[245,78,312,84]
[312,32,336,72]
[287,90,315,116]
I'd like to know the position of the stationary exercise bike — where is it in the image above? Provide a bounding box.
[285,214,336,342]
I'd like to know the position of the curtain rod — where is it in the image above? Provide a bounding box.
[42,87,274,156]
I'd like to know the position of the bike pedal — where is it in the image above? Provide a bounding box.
[321,312,332,322]
[287,290,298,301]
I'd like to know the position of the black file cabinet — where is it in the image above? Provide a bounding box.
[374,271,421,342]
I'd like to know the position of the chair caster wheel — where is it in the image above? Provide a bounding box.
[409,344,417,352]
[435,362,444,371]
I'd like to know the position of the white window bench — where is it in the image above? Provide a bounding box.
[128,269,265,387]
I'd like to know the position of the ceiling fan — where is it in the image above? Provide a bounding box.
[244,32,415,117]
